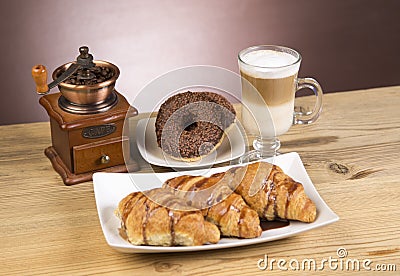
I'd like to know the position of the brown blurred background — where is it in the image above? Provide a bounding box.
[0,0,399,125]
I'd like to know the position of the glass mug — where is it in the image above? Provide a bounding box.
[238,45,323,162]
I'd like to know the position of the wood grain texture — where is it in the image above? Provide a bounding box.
[1,86,399,275]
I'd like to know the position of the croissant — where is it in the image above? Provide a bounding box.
[115,188,220,246]
[163,172,262,238]
[227,162,317,223]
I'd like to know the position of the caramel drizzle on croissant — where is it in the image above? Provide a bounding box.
[229,163,316,223]
[265,166,302,220]
[164,172,228,209]
[118,161,316,247]
[164,172,262,238]
[120,190,198,246]
[121,192,142,224]
[204,192,240,236]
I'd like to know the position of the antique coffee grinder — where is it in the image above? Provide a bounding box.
[32,46,138,185]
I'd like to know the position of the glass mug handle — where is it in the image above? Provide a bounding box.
[293,77,323,125]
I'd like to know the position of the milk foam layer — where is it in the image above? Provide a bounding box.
[240,50,300,79]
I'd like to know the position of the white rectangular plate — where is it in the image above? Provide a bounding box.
[93,152,338,253]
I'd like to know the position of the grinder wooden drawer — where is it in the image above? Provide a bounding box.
[73,136,129,174]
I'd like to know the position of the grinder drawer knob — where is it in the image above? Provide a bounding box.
[100,154,110,164]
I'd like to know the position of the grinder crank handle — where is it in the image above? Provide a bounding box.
[32,65,49,94]
[31,46,93,95]
[31,63,81,95]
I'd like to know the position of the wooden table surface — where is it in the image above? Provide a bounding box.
[1,86,399,275]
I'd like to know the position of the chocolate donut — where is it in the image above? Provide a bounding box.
[155,91,236,161]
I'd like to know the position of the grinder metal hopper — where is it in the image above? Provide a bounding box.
[32,46,120,114]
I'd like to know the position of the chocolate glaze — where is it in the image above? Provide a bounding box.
[155,91,236,159]
[260,219,290,231]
